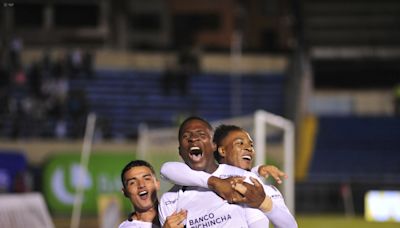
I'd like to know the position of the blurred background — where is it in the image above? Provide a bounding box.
[0,0,400,227]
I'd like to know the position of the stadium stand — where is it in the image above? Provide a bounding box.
[69,69,285,138]
[308,116,400,182]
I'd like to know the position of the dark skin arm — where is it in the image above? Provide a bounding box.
[207,176,245,203]
[208,176,270,210]
[258,165,288,185]
[231,177,273,212]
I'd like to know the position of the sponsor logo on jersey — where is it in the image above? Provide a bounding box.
[165,199,178,205]
[188,212,233,228]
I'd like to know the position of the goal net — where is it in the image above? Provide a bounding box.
[137,109,295,213]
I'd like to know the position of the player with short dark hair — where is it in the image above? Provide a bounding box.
[213,124,287,183]
[212,124,297,227]
[119,160,187,228]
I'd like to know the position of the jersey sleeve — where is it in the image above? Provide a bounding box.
[251,165,262,178]
[248,218,270,228]
[244,207,270,228]
[263,185,298,228]
[160,162,211,188]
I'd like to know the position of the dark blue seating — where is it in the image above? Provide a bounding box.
[69,69,285,138]
[0,151,28,192]
[308,116,400,182]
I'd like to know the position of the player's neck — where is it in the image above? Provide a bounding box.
[204,162,218,174]
[132,206,158,223]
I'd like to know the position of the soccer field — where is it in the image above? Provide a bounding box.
[296,214,399,228]
[53,214,400,228]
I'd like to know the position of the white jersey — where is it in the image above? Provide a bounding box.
[161,162,297,228]
[118,219,159,228]
[159,164,269,228]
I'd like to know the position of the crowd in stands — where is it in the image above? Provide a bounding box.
[161,45,201,96]
[0,36,94,139]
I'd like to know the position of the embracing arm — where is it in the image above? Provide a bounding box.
[161,162,211,188]
[161,162,245,201]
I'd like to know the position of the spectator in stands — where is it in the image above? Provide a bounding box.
[0,63,10,118]
[119,160,187,228]
[161,44,201,97]
[395,83,400,116]
[9,67,29,138]
[70,49,83,77]
[67,89,89,138]
[28,62,43,99]
[9,36,23,71]
[161,58,177,96]
[82,50,95,79]
[176,44,200,96]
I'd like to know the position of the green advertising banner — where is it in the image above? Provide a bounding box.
[43,153,135,214]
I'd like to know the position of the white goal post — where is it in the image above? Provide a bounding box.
[137,109,295,214]
[254,110,295,214]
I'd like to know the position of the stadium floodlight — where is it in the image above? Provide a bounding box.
[137,109,295,214]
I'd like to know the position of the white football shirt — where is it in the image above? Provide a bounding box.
[161,162,297,228]
[159,164,269,228]
[118,219,158,228]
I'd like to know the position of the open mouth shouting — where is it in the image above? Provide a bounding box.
[138,190,149,200]
[242,154,252,162]
[189,146,203,162]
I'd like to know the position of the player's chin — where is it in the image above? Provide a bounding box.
[239,161,252,171]
[189,161,206,171]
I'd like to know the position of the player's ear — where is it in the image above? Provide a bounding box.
[218,146,226,158]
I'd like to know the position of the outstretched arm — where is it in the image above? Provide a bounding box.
[251,165,288,184]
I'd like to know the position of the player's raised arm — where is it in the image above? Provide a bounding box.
[251,165,288,185]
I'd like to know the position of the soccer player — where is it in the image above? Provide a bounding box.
[119,160,187,228]
[161,123,298,228]
[158,117,272,228]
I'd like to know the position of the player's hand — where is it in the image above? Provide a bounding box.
[208,176,245,203]
[231,177,268,209]
[163,210,187,228]
[258,165,287,184]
